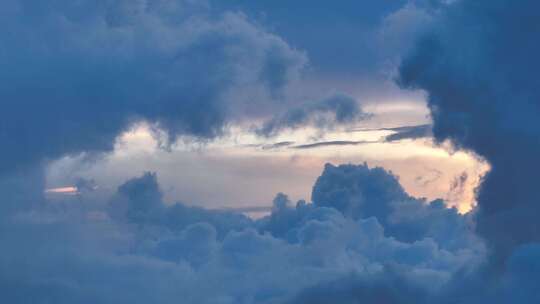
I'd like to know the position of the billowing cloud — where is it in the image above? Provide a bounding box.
[0,0,306,175]
[256,94,371,137]
[0,164,485,303]
[1,0,536,302]
[399,0,540,269]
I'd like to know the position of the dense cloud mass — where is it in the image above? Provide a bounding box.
[400,0,540,266]
[0,0,306,174]
[217,0,441,77]
[311,164,479,250]
[0,165,485,303]
[109,172,252,238]
[1,0,539,302]
[399,0,540,301]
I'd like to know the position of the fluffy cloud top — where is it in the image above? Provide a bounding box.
[0,164,485,303]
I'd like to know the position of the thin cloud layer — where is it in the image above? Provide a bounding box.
[383,124,432,142]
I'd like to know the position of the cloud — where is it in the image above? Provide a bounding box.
[0,164,484,303]
[0,165,45,215]
[1,0,533,302]
[288,269,432,304]
[0,0,306,175]
[384,124,432,142]
[500,243,540,303]
[109,172,253,238]
[310,164,481,250]
[217,0,404,73]
[261,141,296,150]
[292,140,377,150]
[399,0,540,270]
[256,94,371,137]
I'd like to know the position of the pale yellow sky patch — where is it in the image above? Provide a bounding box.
[47,121,487,214]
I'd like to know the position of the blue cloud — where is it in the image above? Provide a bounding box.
[0,0,306,175]
[0,164,484,303]
[109,172,252,239]
[398,0,540,301]
[1,0,536,302]
[399,0,540,268]
[256,94,370,137]
[216,0,410,75]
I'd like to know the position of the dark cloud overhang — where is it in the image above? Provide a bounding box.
[398,0,540,269]
[215,0,409,75]
[0,0,307,176]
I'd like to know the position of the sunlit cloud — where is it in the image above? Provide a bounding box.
[45,186,79,195]
[47,116,488,214]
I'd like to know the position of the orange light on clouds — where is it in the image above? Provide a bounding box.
[54,119,488,214]
[45,186,79,195]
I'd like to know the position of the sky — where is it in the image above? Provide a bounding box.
[1,0,539,303]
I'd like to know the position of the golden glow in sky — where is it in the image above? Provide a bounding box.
[45,186,79,195]
[47,117,488,215]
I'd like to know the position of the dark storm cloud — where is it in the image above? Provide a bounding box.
[0,0,306,175]
[256,94,371,137]
[310,164,480,248]
[399,0,540,269]
[289,269,431,304]
[2,0,533,302]
[384,124,432,142]
[248,123,431,151]
[215,0,406,74]
[216,0,442,77]
[348,124,433,142]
